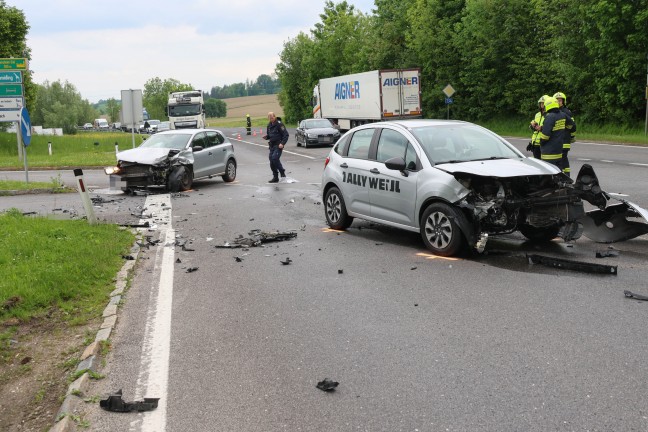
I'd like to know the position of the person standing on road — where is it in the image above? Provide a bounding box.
[527,95,548,159]
[553,92,576,177]
[263,112,289,183]
[538,96,567,170]
[246,114,252,135]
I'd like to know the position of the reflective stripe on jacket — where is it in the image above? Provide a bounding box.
[539,110,567,160]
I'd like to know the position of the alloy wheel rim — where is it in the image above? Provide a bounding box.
[326,193,341,222]
[425,211,452,249]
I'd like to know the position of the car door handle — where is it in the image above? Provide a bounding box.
[370,168,380,174]
[340,163,348,168]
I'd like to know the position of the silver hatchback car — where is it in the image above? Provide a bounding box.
[105,129,237,193]
[321,120,648,256]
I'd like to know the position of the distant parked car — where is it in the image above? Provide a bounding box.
[157,121,171,133]
[295,118,341,148]
[83,123,92,130]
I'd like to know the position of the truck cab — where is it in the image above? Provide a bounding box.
[167,90,205,129]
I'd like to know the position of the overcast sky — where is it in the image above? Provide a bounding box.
[14,0,376,103]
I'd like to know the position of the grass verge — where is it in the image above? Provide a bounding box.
[0,208,135,331]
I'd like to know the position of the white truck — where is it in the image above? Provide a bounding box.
[312,68,422,131]
[166,90,205,129]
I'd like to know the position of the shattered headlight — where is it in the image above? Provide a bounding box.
[104,166,120,175]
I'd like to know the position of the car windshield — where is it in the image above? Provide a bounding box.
[139,133,191,150]
[410,124,521,164]
[305,120,333,129]
[168,104,201,116]
[148,120,161,125]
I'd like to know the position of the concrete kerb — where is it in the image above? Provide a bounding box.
[48,235,142,431]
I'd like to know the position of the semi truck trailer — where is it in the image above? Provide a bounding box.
[312,68,422,131]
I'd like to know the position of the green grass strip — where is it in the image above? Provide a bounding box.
[0,209,135,324]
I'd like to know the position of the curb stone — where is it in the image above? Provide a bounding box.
[48,237,141,431]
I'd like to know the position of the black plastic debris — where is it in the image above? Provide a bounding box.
[215,230,298,248]
[235,256,243,262]
[624,290,648,301]
[122,255,135,260]
[186,267,198,273]
[527,254,617,275]
[119,221,150,228]
[410,267,417,270]
[176,258,182,263]
[596,249,620,258]
[100,389,159,412]
[316,379,339,392]
[182,244,195,251]
[280,257,292,265]
[338,269,343,274]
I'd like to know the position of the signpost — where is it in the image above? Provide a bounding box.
[443,84,456,120]
[0,59,28,161]
[0,58,28,70]
[19,107,31,183]
[0,71,23,83]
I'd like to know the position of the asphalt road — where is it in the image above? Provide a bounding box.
[2,129,648,431]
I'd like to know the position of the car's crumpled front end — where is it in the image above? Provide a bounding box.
[445,163,648,250]
[105,147,194,191]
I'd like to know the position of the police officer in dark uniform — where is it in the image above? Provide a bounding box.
[246,114,251,135]
[262,112,289,183]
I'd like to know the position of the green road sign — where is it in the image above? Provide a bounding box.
[0,71,22,83]
[0,58,28,70]
[0,84,23,97]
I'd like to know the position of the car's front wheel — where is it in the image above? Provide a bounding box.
[168,166,192,192]
[420,203,465,256]
[324,187,353,230]
[222,159,237,182]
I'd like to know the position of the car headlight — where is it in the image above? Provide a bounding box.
[307,133,317,139]
[104,166,120,175]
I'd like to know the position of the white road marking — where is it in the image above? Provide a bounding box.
[232,138,316,159]
[577,158,592,161]
[601,160,614,163]
[133,194,174,432]
[629,163,648,167]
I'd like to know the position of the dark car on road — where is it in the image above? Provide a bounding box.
[105,129,237,193]
[295,119,341,148]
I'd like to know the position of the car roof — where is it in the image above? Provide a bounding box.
[155,128,221,135]
[362,119,472,129]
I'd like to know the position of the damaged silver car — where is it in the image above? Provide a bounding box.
[321,120,648,256]
[105,129,237,193]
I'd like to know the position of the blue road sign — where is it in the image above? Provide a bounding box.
[20,107,31,146]
[445,97,454,105]
[0,71,22,83]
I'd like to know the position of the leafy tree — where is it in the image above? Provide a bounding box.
[105,98,120,123]
[0,1,35,113]
[276,32,316,123]
[204,98,226,118]
[142,77,193,120]
[31,80,97,134]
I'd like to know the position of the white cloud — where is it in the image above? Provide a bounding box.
[14,0,376,102]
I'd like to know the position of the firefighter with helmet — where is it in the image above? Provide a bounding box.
[527,95,549,159]
[553,91,576,177]
[538,96,567,169]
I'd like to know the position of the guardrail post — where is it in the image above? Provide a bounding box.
[74,168,97,225]
[48,141,52,156]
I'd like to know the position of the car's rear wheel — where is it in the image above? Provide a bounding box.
[324,187,353,230]
[420,203,465,256]
[168,166,192,192]
[222,159,237,182]
[519,224,561,242]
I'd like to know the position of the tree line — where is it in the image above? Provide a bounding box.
[276,0,648,128]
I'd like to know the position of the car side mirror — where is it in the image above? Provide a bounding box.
[192,146,203,152]
[384,157,408,177]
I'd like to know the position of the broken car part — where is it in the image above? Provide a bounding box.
[215,230,298,248]
[527,254,617,275]
[316,379,339,392]
[624,290,648,301]
[100,389,159,412]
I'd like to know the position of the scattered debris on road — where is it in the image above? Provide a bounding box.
[215,230,298,248]
[316,378,339,392]
[186,267,198,273]
[527,254,618,275]
[280,257,292,265]
[596,248,620,258]
[100,389,159,412]
[624,290,648,301]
